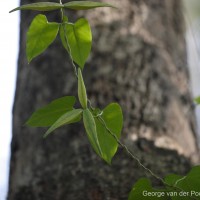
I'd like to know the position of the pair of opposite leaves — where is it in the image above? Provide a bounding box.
[26,95,123,164]
[10,1,116,68]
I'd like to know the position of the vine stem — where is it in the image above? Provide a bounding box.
[98,115,197,199]
[98,116,164,182]
[59,9,196,199]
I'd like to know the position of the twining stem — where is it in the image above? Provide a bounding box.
[59,8,196,199]
[63,23,78,77]
[98,116,164,182]
[87,99,166,184]
[96,114,197,199]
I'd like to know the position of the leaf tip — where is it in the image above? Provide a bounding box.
[9,8,16,13]
[43,132,49,139]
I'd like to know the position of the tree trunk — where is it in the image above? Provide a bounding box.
[8,0,199,199]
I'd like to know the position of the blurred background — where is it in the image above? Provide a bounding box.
[0,0,200,199]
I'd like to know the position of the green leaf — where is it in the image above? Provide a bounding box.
[185,166,200,194]
[26,14,59,63]
[128,178,168,200]
[9,2,63,13]
[78,68,87,109]
[26,96,76,127]
[94,103,123,164]
[44,109,83,138]
[63,1,116,10]
[10,1,116,13]
[83,108,102,156]
[195,96,200,104]
[60,18,92,69]
[176,166,200,194]
[164,175,189,200]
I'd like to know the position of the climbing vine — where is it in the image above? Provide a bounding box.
[10,1,200,199]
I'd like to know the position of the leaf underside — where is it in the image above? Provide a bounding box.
[44,109,83,138]
[63,1,116,10]
[9,1,116,13]
[26,96,76,127]
[9,2,63,13]
[78,68,87,108]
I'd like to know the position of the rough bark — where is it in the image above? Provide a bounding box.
[8,0,199,199]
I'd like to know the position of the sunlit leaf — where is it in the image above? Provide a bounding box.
[26,14,59,63]
[44,109,83,138]
[94,103,123,164]
[165,174,184,186]
[26,96,76,127]
[9,2,63,13]
[60,18,92,69]
[83,108,102,156]
[128,178,168,200]
[63,1,116,10]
